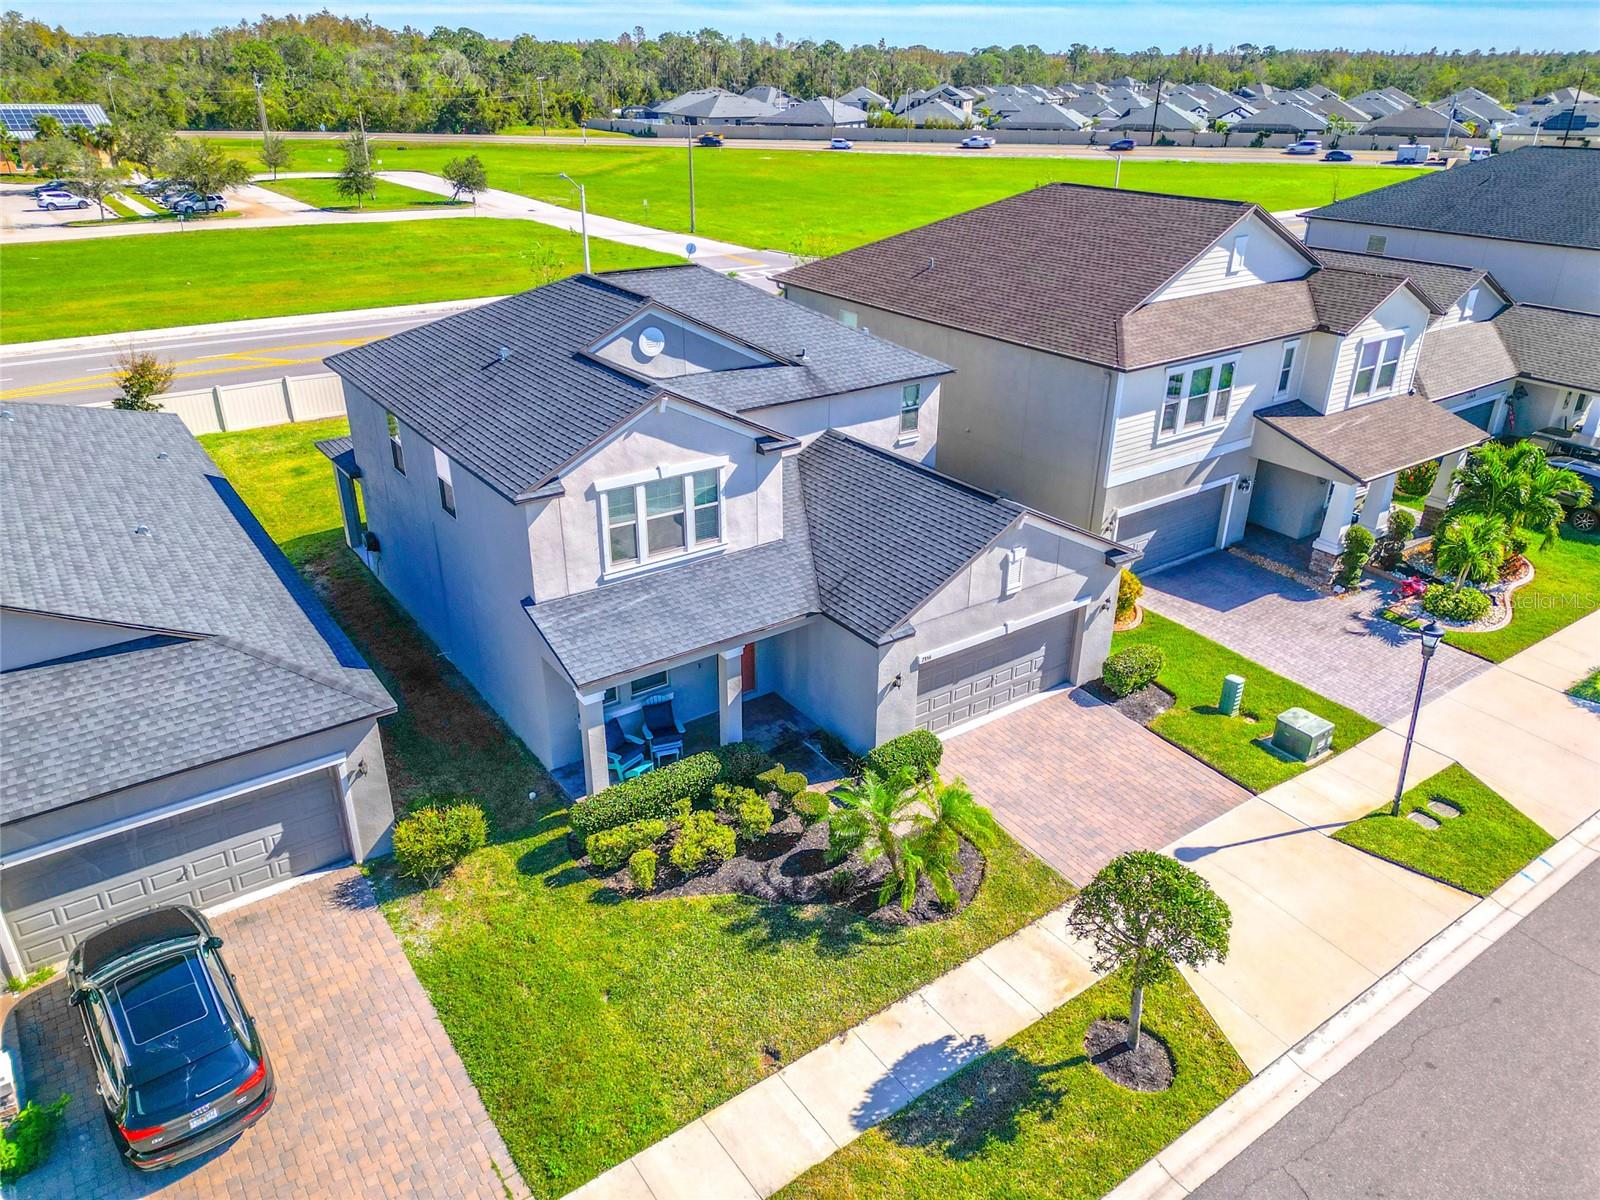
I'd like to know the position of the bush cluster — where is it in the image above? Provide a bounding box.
[392,799,488,886]
[570,752,720,838]
[1116,569,1143,621]
[628,848,658,892]
[712,741,774,789]
[861,729,943,782]
[0,1094,71,1184]
[1335,524,1376,588]
[734,793,774,842]
[668,810,736,874]
[756,765,808,800]
[1397,460,1439,497]
[585,818,668,871]
[1372,509,1417,569]
[792,791,831,825]
[1102,644,1164,698]
[1421,584,1491,623]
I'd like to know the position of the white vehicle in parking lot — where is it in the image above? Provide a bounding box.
[171,193,228,215]
[37,189,90,211]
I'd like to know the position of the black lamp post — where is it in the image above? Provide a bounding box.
[1393,620,1444,816]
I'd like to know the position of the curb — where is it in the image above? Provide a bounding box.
[1107,808,1600,1199]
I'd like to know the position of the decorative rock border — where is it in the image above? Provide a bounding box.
[1387,553,1536,635]
[1113,604,1145,632]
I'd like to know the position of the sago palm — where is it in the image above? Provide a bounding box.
[1433,511,1507,592]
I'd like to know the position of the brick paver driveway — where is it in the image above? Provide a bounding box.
[7,869,525,1200]
[1144,552,1490,724]
[943,687,1249,886]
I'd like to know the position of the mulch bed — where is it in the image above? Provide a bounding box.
[1084,1018,1175,1092]
[1085,679,1175,726]
[584,810,986,927]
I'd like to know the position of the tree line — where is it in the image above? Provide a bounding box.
[2,11,1595,136]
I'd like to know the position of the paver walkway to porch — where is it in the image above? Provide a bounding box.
[1143,552,1490,724]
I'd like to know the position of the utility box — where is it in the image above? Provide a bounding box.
[1220,674,1246,717]
[1273,707,1333,762]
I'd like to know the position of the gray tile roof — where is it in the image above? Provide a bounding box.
[1492,305,1600,393]
[1307,147,1600,252]
[1,404,392,822]
[1413,321,1519,401]
[327,267,949,500]
[1309,248,1496,313]
[1255,394,1487,482]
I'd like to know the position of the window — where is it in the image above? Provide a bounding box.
[1276,340,1299,397]
[900,383,923,434]
[839,309,858,329]
[629,670,669,699]
[386,410,404,474]
[603,685,620,705]
[1227,234,1249,276]
[1461,287,1480,319]
[434,447,455,516]
[1365,234,1388,254]
[1160,355,1239,440]
[1352,334,1404,400]
[602,468,723,569]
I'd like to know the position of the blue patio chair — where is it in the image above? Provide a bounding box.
[641,693,685,765]
[606,717,650,782]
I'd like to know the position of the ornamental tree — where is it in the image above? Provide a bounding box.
[1067,851,1231,1051]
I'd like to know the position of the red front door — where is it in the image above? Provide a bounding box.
[741,643,757,695]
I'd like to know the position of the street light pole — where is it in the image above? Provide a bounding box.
[687,132,697,234]
[1392,621,1444,817]
[559,173,591,273]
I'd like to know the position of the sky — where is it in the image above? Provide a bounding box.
[24,1,1600,52]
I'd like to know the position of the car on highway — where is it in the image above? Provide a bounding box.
[959,134,996,149]
[1323,149,1354,161]
[1552,456,1600,531]
[829,137,854,150]
[67,907,275,1170]
[1107,138,1137,151]
[171,193,227,215]
[696,133,723,147]
[36,188,90,210]
[1286,139,1324,155]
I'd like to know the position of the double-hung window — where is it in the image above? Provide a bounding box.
[1160,357,1238,439]
[1352,334,1404,401]
[603,468,722,570]
[1276,339,1299,398]
[900,383,923,434]
[386,410,405,474]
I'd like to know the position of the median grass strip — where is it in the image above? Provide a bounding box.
[1,219,677,342]
[775,969,1249,1200]
[1570,669,1600,703]
[1333,764,1554,895]
[257,174,468,212]
[1112,611,1382,793]
[1443,527,1600,663]
[200,418,1076,1198]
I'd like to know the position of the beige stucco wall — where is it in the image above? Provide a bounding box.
[753,378,942,466]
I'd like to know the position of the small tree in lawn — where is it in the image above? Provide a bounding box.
[259,133,291,180]
[1067,851,1231,1052]
[335,131,377,209]
[112,348,175,411]
[1433,512,1506,592]
[70,157,128,222]
[826,765,924,908]
[442,154,488,205]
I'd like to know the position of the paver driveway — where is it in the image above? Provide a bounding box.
[1143,552,1489,724]
[941,687,1249,886]
[7,868,525,1200]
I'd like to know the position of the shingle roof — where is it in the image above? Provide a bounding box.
[1357,105,1466,137]
[1255,394,1487,482]
[315,435,360,477]
[1492,305,1600,392]
[1305,268,1421,330]
[1,404,392,822]
[1309,248,1496,313]
[1307,147,1600,252]
[327,266,949,500]
[1120,280,1320,369]
[1413,321,1519,401]
[1231,102,1328,133]
[757,98,868,126]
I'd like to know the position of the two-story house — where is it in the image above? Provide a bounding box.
[779,183,1512,576]
[318,266,1130,797]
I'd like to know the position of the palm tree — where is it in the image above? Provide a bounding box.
[905,777,1001,910]
[1434,512,1507,592]
[1447,442,1592,548]
[923,777,999,851]
[826,766,925,908]
[1519,454,1592,548]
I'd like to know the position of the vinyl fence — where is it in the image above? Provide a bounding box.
[152,372,346,436]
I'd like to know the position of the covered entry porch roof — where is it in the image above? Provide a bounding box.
[1253,393,1488,486]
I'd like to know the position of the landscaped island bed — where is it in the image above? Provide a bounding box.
[1443,527,1600,662]
[256,174,467,212]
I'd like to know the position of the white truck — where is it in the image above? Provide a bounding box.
[1395,143,1431,164]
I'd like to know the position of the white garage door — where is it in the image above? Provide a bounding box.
[915,614,1074,734]
[2,773,348,971]
[1116,486,1227,573]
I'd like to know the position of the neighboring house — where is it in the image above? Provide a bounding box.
[1356,104,1471,140]
[755,98,869,128]
[1303,147,1600,313]
[1347,90,1404,118]
[742,86,795,110]
[899,98,972,127]
[995,101,1090,131]
[838,85,889,110]
[646,89,779,125]
[0,101,108,140]
[1103,102,1204,133]
[1308,96,1375,127]
[1231,103,1330,136]
[0,404,395,975]
[780,183,1494,578]
[1433,92,1515,128]
[319,266,1128,799]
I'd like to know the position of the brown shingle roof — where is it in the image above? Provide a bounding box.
[1304,269,1418,332]
[1493,305,1600,393]
[1309,248,1495,314]
[1413,321,1518,401]
[1255,393,1487,482]
[1120,280,1318,369]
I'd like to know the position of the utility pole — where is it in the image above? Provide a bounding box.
[252,73,270,152]
[1560,69,1588,148]
[1149,76,1166,147]
[687,132,697,233]
[536,76,549,138]
[105,74,118,119]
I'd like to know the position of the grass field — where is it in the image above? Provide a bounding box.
[257,175,467,212]
[0,220,676,343]
[1444,527,1600,662]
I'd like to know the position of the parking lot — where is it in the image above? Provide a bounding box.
[0,182,281,236]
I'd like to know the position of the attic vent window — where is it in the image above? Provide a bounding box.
[637,326,666,359]
[155,451,170,461]
[0,410,13,421]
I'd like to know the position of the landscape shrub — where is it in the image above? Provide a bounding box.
[814,729,860,774]
[861,729,943,782]
[792,790,831,825]
[1102,644,1164,698]
[1397,460,1439,497]
[713,741,774,789]
[1116,569,1143,621]
[0,1094,71,1184]
[712,783,761,812]
[585,818,668,871]
[1335,524,1376,587]
[628,848,657,892]
[570,752,720,838]
[668,810,736,874]
[1373,508,1419,567]
[755,766,809,801]
[1507,526,1537,557]
[392,799,488,886]
[1421,584,1491,623]
[734,793,775,843]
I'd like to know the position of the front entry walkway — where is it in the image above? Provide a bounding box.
[941,687,1250,886]
[1143,552,1488,724]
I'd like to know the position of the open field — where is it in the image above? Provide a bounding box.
[257,174,468,212]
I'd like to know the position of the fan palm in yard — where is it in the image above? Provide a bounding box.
[1448,442,1592,548]
[1434,512,1508,592]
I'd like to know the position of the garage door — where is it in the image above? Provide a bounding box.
[1116,486,1227,573]
[2,773,348,971]
[916,614,1074,734]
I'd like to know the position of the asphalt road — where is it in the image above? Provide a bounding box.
[1195,856,1600,1200]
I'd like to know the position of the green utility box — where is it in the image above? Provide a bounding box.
[1220,674,1246,717]
[1272,707,1334,762]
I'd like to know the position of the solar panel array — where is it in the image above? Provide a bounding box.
[0,103,111,134]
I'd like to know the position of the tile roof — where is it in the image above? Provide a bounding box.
[1412,321,1519,401]
[1307,146,1600,252]
[1309,248,1496,313]
[1255,393,1487,482]
[1,404,392,822]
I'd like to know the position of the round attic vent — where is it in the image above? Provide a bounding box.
[637,326,666,359]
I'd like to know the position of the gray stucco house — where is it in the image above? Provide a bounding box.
[0,404,395,975]
[320,266,1129,798]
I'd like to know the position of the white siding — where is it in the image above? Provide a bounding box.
[1148,212,1314,302]
[1320,290,1431,415]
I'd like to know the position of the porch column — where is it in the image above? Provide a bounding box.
[1420,449,1466,532]
[333,470,363,550]
[577,690,608,799]
[1579,396,1600,439]
[1313,482,1360,555]
[717,648,744,745]
[1358,473,1396,536]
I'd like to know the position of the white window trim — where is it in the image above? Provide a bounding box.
[599,467,725,574]
[1227,234,1249,276]
[1349,331,1406,404]
[1157,353,1241,443]
[1275,338,1301,399]
[898,382,924,439]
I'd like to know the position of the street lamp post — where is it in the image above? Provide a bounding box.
[686,132,697,234]
[1392,621,1444,817]
[558,173,591,273]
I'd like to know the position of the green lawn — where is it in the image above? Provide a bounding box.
[1444,527,1600,662]
[1112,612,1382,793]
[199,418,1077,1198]
[1570,669,1600,703]
[776,970,1249,1200]
[257,174,467,212]
[1333,764,1554,895]
[0,220,677,343]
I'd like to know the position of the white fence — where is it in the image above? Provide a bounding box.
[154,372,346,436]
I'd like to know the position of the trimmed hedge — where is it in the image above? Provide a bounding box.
[734,793,774,842]
[668,810,736,874]
[1116,569,1143,621]
[585,818,668,871]
[1102,644,1164,698]
[1421,584,1491,623]
[712,783,760,812]
[570,752,721,838]
[392,799,488,886]
[757,765,808,799]
[628,848,658,891]
[792,790,830,825]
[1336,524,1375,588]
[861,729,943,782]
[713,741,775,789]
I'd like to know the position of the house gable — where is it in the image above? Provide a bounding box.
[1147,210,1319,303]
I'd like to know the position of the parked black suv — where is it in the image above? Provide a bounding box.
[66,907,275,1170]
